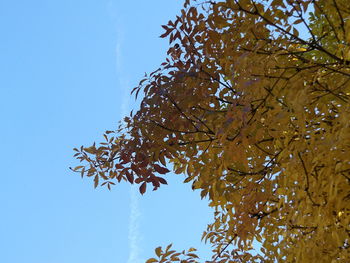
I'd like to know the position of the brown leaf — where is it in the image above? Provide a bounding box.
[157,177,168,185]
[154,164,170,174]
[126,171,134,184]
[93,175,99,188]
[139,182,147,195]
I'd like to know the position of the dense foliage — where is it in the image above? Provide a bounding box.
[72,0,350,261]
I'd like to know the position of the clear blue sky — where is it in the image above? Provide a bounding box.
[0,1,213,262]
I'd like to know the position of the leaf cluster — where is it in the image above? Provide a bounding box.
[72,0,350,261]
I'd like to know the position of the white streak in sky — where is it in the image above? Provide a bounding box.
[121,78,142,263]
[127,185,142,263]
[110,6,142,261]
[115,41,122,75]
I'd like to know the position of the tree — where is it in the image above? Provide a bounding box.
[71,0,350,261]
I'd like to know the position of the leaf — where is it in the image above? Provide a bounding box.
[115,164,124,169]
[183,176,193,183]
[83,146,96,154]
[160,26,172,38]
[155,246,162,257]
[126,171,134,184]
[165,243,173,252]
[93,175,99,188]
[187,253,199,258]
[154,164,170,174]
[293,27,299,37]
[139,182,147,195]
[159,152,166,166]
[72,166,84,171]
[157,177,168,185]
[146,258,158,263]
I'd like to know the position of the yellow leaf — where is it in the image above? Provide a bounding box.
[146,258,158,263]
[155,246,162,257]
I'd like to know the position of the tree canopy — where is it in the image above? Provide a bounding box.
[72,0,350,262]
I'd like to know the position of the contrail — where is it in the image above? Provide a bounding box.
[127,185,142,263]
[112,15,143,263]
[120,75,143,263]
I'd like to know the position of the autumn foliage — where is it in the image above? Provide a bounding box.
[72,0,350,261]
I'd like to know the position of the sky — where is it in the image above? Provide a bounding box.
[0,1,213,262]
